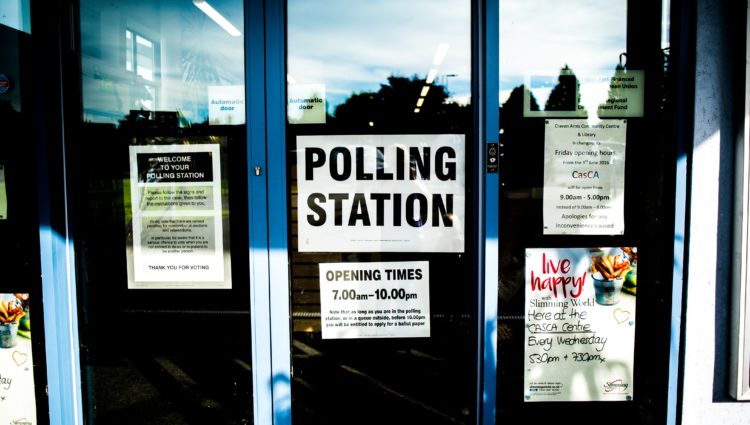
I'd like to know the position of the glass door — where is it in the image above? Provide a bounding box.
[74,0,253,422]
[284,0,478,423]
[0,13,49,425]
[495,0,677,423]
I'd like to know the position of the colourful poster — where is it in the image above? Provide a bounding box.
[543,119,627,235]
[127,144,230,289]
[0,293,36,424]
[296,134,465,253]
[319,261,430,339]
[524,247,637,402]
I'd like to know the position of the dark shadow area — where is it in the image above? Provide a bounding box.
[708,0,748,404]
[72,114,253,423]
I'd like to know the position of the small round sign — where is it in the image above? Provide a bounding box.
[0,74,9,94]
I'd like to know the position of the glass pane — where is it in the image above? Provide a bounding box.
[287,0,475,423]
[77,0,251,423]
[0,20,47,424]
[497,0,675,422]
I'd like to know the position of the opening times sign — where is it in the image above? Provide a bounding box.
[524,248,636,402]
[543,119,627,235]
[319,261,430,339]
[128,144,228,288]
[296,134,465,253]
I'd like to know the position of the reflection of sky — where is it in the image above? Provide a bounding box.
[78,0,627,123]
[80,0,245,125]
[500,0,627,100]
[287,0,471,113]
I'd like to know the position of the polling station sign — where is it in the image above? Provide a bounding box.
[296,134,465,252]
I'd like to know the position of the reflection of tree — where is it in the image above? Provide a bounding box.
[497,85,545,305]
[182,48,222,88]
[596,61,628,117]
[544,65,578,112]
[330,75,469,132]
[180,11,243,124]
[500,85,544,191]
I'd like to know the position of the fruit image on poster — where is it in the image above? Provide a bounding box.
[0,293,36,424]
[524,247,637,402]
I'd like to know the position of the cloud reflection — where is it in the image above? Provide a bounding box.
[78,0,626,124]
[287,0,472,111]
[500,0,627,97]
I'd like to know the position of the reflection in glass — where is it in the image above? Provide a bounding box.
[287,0,471,120]
[81,0,245,125]
[500,0,627,117]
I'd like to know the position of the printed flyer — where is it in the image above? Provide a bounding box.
[319,261,430,339]
[543,119,627,235]
[127,144,230,289]
[523,70,645,119]
[524,247,637,402]
[0,293,36,424]
[296,134,465,253]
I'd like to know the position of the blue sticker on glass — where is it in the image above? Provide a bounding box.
[0,74,9,94]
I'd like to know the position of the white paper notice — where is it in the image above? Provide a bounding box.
[288,84,326,124]
[597,70,645,118]
[524,248,636,402]
[208,85,246,125]
[319,261,430,339]
[543,119,627,235]
[128,144,229,288]
[296,134,465,253]
[0,293,36,424]
[524,70,644,119]
[0,164,6,220]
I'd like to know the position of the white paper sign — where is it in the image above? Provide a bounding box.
[128,144,229,288]
[543,119,627,235]
[0,164,6,220]
[524,70,644,119]
[288,84,326,124]
[208,85,245,125]
[319,261,430,339]
[597,70,645,118]
[0,293,36,424]
[524,248,636,402]
[296,134,465,252]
